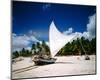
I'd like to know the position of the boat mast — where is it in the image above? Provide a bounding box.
[79,37,90,60]
[79,39,87,56]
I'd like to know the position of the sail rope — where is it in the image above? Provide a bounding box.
[79,39,87,56]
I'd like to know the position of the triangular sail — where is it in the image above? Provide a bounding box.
[49,21,76,57]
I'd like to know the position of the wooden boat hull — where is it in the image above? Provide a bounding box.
[34,58,57,65]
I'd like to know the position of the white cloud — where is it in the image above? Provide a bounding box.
[12,14,96,51]
[86,14,96,39]
[42,4,51,11]
[38,41,49,46]
[28,30,41,38]
[46,41,49,46]
[63,14,96,40]
[28,30,36,35]
[63,27,73,35]
[12,33,40,51]
[26,46,31,50]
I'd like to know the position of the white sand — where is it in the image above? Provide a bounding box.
[12,55,96,79]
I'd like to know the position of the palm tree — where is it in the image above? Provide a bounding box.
[31,43,36,55]
[12,51,19,58]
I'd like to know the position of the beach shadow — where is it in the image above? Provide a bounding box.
[12,65,38,74]
[34,62,74,66]
[55,62,73,64]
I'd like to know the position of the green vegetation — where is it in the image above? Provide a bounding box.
[12,37,96,59]
[57,37,96,56]
[12,41,50,59]
[12,48,32,59]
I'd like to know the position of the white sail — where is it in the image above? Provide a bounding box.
[49,21,76,57]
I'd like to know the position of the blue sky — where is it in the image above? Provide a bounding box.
[12,1,96,51]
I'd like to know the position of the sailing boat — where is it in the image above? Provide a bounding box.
[33,21,76,65]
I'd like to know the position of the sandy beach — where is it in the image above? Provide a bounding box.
[12,55,96,79]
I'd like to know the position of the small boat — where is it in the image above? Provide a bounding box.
[33,58,57,65]
[32,21,76,65]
